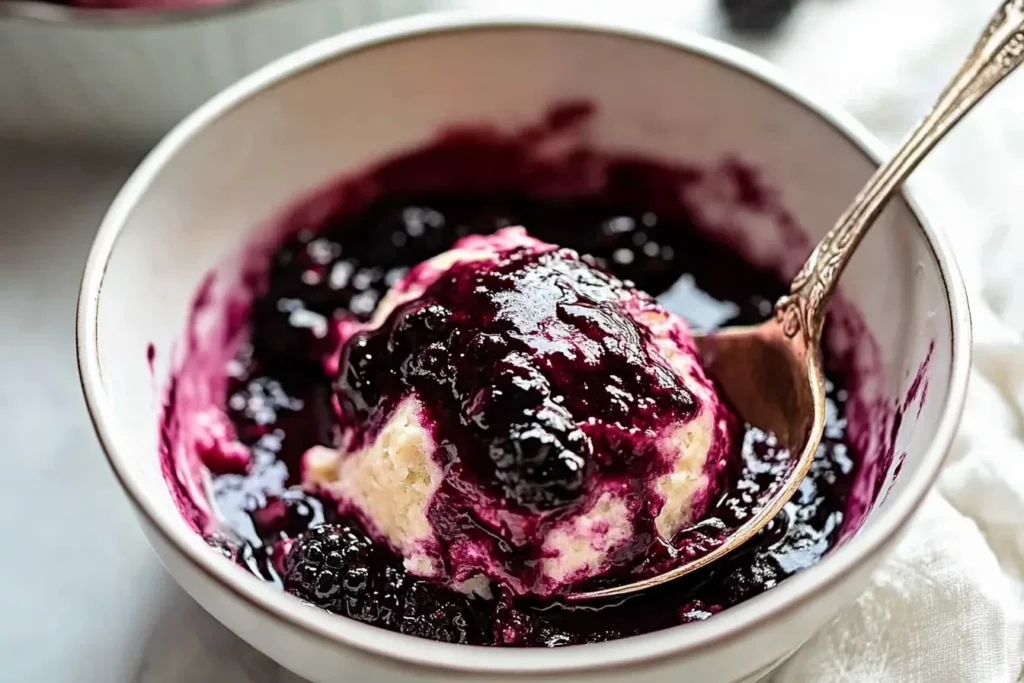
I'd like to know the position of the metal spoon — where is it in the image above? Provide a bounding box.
[574,0,1024,602]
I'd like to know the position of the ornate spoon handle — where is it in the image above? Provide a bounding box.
[779,0,1024,343]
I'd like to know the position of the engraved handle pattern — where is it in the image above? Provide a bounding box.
[778,0,1024,343]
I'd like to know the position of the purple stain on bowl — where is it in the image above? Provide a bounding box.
[905,341,934,420]
[156,102,913,646]
[879,341,934,505]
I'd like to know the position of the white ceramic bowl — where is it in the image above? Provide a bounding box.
[0,0,447,147]
[77,13,971,683]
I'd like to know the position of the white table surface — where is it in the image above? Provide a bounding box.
[1,1,1017,682]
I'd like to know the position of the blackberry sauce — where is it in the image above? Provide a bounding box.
[193,110,856,645]
[206,191,854,647]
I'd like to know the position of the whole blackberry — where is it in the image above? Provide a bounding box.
[400,579,492,645]
[487,416,589,512]
[283,523,392,623]
[720,0,800,35]
[475,359,590,512]
[284,525,494,642]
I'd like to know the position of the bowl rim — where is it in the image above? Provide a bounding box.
[76,11,973,675]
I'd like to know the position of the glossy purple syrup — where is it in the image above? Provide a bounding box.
[202,181,855,646]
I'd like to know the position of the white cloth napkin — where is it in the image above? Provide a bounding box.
[462,0,1024,679]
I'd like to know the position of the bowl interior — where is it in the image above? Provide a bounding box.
[83,22,957,671]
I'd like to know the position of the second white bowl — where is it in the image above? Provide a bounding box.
[0,0,447,147]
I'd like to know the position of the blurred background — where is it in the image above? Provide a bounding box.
[0,0,1021,681]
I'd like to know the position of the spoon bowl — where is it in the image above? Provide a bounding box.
[572,0,1024,601]
[696,321,823,454]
